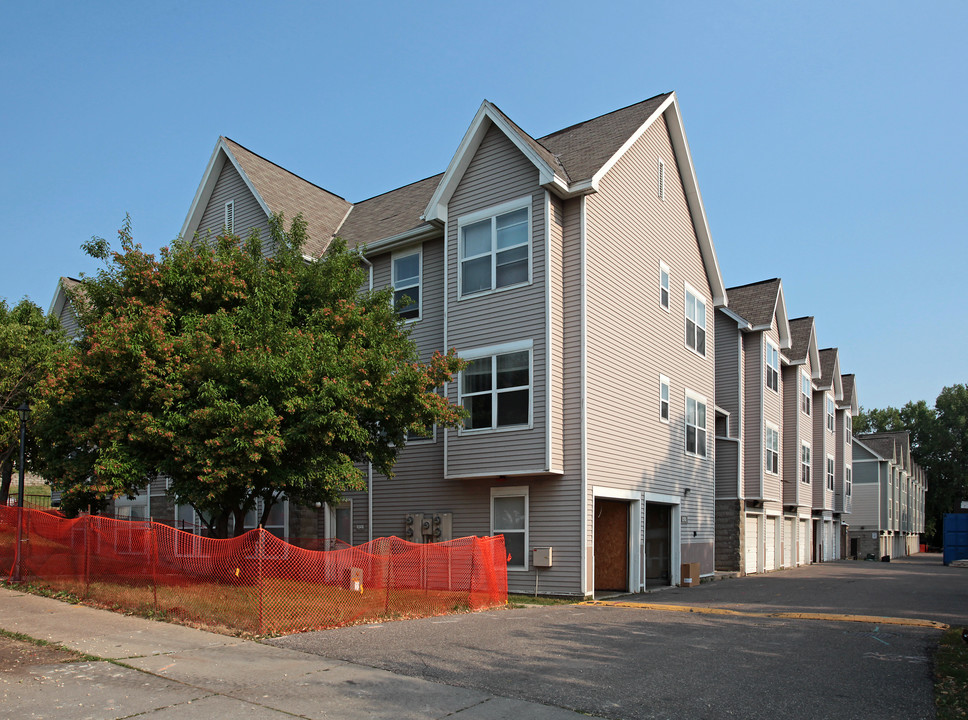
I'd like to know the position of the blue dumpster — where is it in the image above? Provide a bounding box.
[943,513,968,565]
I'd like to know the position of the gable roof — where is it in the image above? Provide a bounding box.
[817,348,844,399]
[721,278,791,348]
[336,174,443,251]
[857,434,897,463]
[840,374,859,413]
[47,276,84,339]
[786,316,822,378]
[180,137,352,258]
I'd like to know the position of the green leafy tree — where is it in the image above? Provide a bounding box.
[35,215,464,535]
[0,299,65,504]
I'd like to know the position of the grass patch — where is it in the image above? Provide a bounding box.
[507,594,579,607]
[0,627,100,663]
[935,627,968,719]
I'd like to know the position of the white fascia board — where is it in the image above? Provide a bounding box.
[719,307,750,330]
[774,284,792,349]
[47,279,68,317]
[807,327,822,380]
[179,138,271,241]
[625,94,728,308]
[831,355,844,401]
[423,101,563,224]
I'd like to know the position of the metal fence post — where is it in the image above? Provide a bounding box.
[257,527,265,634]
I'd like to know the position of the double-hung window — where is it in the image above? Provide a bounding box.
[765,341,779,392]
[491,486,528,570]
[685,285,707,356]
[685,391,707,458]
[800,373,811,415]
[826,396,835,433]
[392,249,421,320]
[800,443,811,483]
[845,413,852,444]
[826,456,835,491]
[659,375,670,423]
[659,262,670,311]
[460,200,530,296]
[460,343,531,431]
[845,466,852,497]
[765,425,779,474]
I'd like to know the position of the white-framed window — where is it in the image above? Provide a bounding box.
[800,373,811,415]
[765,341,779,392]
[845,413,852,444]
[765,424,779,475]
[657,158,666,200]
[684,285,707,356]
[826,396,835,433]
[659,375,670,423]
[406,425,436,443]
[392,248,421,321]
[459,198,530,297]
[459,341,532,432]
[826,455,835,491]
[224,200,234,234]
[684,390,707,458]
[800,442,811,484]
[846,466,852,497]
[659,262,670,311]
[491,485,528,571]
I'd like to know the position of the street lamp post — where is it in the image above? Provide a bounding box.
[13,402,29,582]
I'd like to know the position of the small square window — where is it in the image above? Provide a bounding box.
[460,346,531,431]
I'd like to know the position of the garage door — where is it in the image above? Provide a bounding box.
[783,518,794,568]
[798,519,809,565]
[745,514,759,574]
[764,517,776,571]
[823,522,834,561]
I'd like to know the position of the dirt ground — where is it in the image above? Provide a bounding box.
[0,634,84,674]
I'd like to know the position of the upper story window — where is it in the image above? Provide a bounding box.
[765,424,779,475]
[459,342,531,432]
[459,199,530,297]
[800,373,811,415]
[845,466,852,497]
[826,396,835,433]
[765,341,779,392]
[685,390,707,458]
[800,442,811,484]
[826,456,835,490]
[392,249,421,320]
[845,413,852,444]
[684,285,707,356]
[659,375,670,423]
[657,158,666,200]
[659,262,670,311]
[224,200,235,234]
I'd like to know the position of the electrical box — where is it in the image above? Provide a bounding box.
[405,512,453,542]
[405,513,423,541]
[533,546,553,567]
[432,512,453,542]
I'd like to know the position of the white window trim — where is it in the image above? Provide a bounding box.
[458,339,534,435]
[845,413,852,444]
[457,196,532,300]
[826,454,835,491]
[659,261,671,312]
[659,374,670,424]
[683,283,708,359]
[826,395,835,433]
[224,200,234,234]
[801,442,811,484]
[800,372,812,416]
[765,423,780,475]
[406,424,437,444]
[765,340,779,393]
[491,485,529,572]
[391,246,422,323]
[684,389,708,459]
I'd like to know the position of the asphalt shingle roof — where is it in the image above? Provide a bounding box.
[818,348,839,387]
[723,279,781,327]
[336,174,443,250]
[787,317,815,362]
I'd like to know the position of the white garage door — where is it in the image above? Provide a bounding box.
[798,519,809,565]
[745,514,759,574]
[823,522,834,561]
[764,516,776,571]
[783,518,794,568]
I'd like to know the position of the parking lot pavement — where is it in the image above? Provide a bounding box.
[272,555,961,720]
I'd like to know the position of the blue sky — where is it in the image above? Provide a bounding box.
[1,1,964,411]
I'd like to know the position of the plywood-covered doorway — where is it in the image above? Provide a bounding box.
[594,499,630,592]
[645,503,672,586]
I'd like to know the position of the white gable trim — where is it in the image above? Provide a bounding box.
[423,101,564,224]
[179,137,272,241]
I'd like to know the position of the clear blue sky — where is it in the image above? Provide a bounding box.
[2,1,964,411]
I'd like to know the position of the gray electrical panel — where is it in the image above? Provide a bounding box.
[404,512,453,543]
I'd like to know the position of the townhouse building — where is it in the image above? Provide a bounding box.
[835,373,858,556]
[812,349,843,561]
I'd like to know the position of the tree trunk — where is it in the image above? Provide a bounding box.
[232,506,247,538]
[0,452,13,506]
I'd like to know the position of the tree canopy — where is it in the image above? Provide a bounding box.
[35,215,464,535]
[0,299,65,504]
[854,385,968,542]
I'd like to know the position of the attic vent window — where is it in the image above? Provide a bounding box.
[657,159,666,200]
[224,200,235,234]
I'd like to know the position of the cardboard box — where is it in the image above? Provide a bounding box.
[680,562,700,588]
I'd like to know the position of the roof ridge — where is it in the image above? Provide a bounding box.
[223,136,348,202]
[726,278,781,291]
[537,92,673,141]
[351,172,444,205]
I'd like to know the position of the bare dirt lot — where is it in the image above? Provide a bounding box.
[0,634,83,674]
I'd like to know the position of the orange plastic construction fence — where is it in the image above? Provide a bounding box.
[0,506,508,634]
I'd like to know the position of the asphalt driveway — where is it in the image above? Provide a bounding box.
[271,554,965,720]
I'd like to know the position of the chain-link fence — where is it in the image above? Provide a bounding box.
[0,507,507,634]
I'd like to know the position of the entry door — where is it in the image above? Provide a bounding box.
[594,499,629,591]
[645,504,672,586]
[744,514,759,573]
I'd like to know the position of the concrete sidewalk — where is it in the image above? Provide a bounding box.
[0,587,595,719]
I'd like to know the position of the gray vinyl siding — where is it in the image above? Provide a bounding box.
[835,408,851,514]
[782,364,804,507]
[812,389,835,511]
[196,161,271,244]
[583,115,716,574]
[742,333,763,498]
[548,194,565,472]
[57,301,81,339]
[444,123,549,478]
[714,312,740,501]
